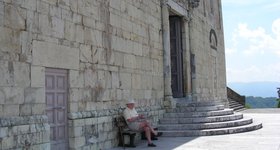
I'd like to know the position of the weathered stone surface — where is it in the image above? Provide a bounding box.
[0,87,24,105]
[36,0,49,14]
[0,0,228,149]
[69,70,84,88]
[13,62,30,87]
[32,40,79,69]
[24,87,45,104]
[0,27,20,53]
[64,21,76,41]
[32,103,45,115]
[19,104,32,116]
[119,73,131,89]
[21,0,37,11]
[30,66,44,87]
[80,44,92,63]
[4,4,26,30]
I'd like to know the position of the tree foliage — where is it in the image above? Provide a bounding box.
[246,96,278,108]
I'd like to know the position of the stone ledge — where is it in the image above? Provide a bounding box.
[0,115,48,127]
[68,106,164,120]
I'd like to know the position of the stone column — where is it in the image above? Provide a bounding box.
[161,1,174,108]
[182,18,193,100]
[188,9,198,101]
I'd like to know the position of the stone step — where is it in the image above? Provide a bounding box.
[158,117,253,130]
[158,122,262,136]
[234,108,247,112]
[163,108,234,118]
[229,101,240,105]
[229,103,243,108]
[231,105,245,111]
[167,105,225,113]
[160,113,243,124]
[228,100,240,104]
[175,101,222,107]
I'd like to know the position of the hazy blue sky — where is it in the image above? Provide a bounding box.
[222,0,280,83]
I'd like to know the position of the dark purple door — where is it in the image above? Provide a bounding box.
[45,68,68,150]
[170,16,184,98]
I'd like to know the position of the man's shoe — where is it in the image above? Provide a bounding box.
[148,143,156,147]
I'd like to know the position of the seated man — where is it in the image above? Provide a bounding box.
[123,99,157,147]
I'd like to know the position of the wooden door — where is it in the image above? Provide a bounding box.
[45,68,68,150]
[170,16,184,98]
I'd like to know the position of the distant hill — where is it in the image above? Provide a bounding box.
[246,96,278,108]
[228,81,280,97]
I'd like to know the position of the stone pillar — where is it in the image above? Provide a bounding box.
[161,1,174,108]
[182,18,193,100]
[188,10,198,101]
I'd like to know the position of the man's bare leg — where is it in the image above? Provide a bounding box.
[141,120,158,136]
[144,127,152,144]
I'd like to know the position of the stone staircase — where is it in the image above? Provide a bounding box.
[228,98,246,112]
[158,101,262,136]
[227,87,246,112]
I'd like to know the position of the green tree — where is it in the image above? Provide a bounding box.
[276,99,280,108]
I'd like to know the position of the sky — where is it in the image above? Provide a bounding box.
[221,0,280,83]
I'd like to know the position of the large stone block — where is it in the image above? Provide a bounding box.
[1,136,14,149]
[36,0,49,14]
[64,21,76,41]
[0,61,13,86]
[22,0,36,11]
[73,13,82,24]
[31,103,45,115]
[61,8,72,21]
[19,104,32,116]
[38,13,51,36]
[3,104,19,116]
[83,67,98,88]
[119,73,131,89]
[68,126,83,138]
[123,54,136,69]
[69,136,86,149]
[4,4,26,30]
[13,62,30,87]
[31,66,45,87]
[20,31,33,62]
[132,74,141,89]
[41,0,57,5]
[38,13,64,38]
[59,0,70,8]
[24,87,45,103]
[0,13,3,26]
[85,28,103,48]
[50,16,64,38]
[69,70,84,88]
[69,88,83,102]
[0,26,20,52]
[69,0,78,12]
[0,86,24,104]
[32,40,79,69]
[49,4,61,18]
[111,72,119,89]
[76,24,84,43]
[80,44,92,63]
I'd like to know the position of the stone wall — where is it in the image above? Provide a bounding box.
[0,115,50,149]
[188,0,227,103]
[0,0,228,149]
[0,0,164,149]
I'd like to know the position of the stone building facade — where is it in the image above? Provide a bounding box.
[0,0,227,149]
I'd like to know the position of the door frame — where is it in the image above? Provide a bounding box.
[45,68,69,150]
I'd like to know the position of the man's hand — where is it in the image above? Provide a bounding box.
[138,114,145,119]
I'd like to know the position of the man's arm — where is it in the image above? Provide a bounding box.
[126,116,140,122]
